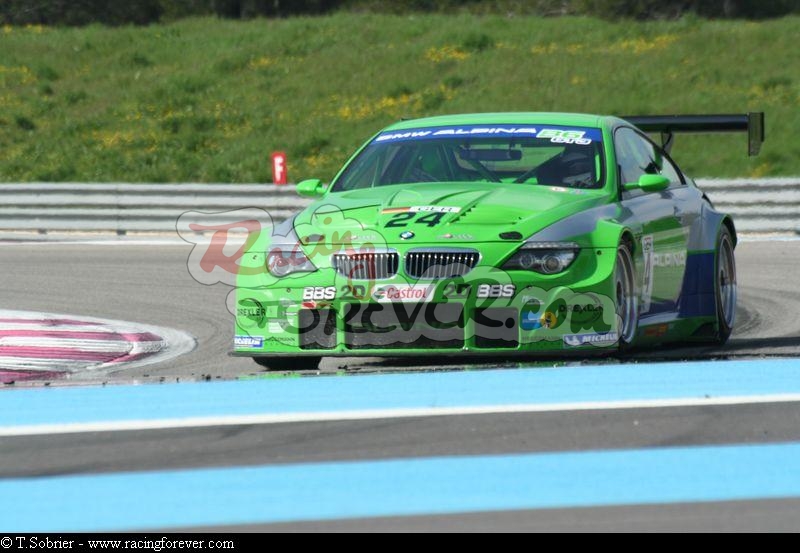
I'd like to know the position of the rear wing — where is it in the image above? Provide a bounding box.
[621,112,765,156]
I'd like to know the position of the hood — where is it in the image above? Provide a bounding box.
[292,182,610,246]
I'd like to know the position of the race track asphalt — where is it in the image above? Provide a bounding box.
[1,239,798,380]
[1,238,799,531]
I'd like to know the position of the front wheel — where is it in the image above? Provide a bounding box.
[253,356,322,371]
[714,226,737,344]
[615,241,638,349]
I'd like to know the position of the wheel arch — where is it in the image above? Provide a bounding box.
[690,200,737,252]
[619,229,636,253]
[721,215,737,248]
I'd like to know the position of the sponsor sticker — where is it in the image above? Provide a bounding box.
[373,125,603,144]
[520,302,543,331]
[303,286,336,301]
[372,284,434,302]
[540,311,558,329]
[476,284,515,298]
[653,251,687,267]
[410,206,461,213]
[563,332,619,347]
[375,127,540,143]
[235,335,264,348]
[641,234,654,313]
[439,233,474,240]
[557,302,604,325]
[381,206,461,214]
[237,298,265,320]
[537,128,594,145]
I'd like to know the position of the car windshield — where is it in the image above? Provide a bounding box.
[331,124,605,192]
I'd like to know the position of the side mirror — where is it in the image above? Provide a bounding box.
[624,174,670,193]
[296,179,326,198]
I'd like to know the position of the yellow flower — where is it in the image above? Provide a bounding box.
[331,84,458,122]
[424,46,469,63]
[0,65,37,85]
[749,162,771,178]
[91,130,135,149]
[531,43,558,55]
[608,34,678,55]
[248,56,274,69]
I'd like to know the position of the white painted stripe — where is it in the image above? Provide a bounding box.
[4,392,800,437]
[0,239,189,247]
[0,309,195,378]
[0,337,135,351]
[0,324,115,332]
[0,337,163,353]
[739,235,800,242]
[0,357,93,370]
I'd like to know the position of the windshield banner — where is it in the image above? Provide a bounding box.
[374,124,604,145]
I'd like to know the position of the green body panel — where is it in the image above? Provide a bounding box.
[297,182,611,245]
[234,112,729,358]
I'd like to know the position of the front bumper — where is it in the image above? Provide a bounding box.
[234,247,620,356]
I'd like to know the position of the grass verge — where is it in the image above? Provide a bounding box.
[1,14,798,182]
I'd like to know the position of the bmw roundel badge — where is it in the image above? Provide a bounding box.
[399,230,415,240]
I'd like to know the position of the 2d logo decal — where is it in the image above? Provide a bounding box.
[641,234,654,313]
[540,311,559,329]
[372,284,434,302]
[476,284,515,298]
[520,299,543,331]
[235,335,264,348]
[653,251,687,267]
[563,332,619,347]
[537,128,593,145]
[302,286,336,301]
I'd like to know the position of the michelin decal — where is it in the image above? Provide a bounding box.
[563,332,619,347]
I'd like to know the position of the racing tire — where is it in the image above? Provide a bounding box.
[615,241,638,350]
[253,356,322,371]
[713,226,737,345]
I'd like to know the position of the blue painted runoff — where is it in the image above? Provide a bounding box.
[2,358,800,428]
[2,441,800,531]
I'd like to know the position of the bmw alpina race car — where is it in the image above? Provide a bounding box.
[234,112,764,370]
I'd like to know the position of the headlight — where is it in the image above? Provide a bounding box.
[266,244,317,277]
[502,241,579,274]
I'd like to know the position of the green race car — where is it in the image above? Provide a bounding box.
[234,112,764,370]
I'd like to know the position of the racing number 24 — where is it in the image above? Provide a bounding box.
[385,212,445,228]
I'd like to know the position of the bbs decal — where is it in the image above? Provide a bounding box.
[303,286,336,301]
[476,284,515,298]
